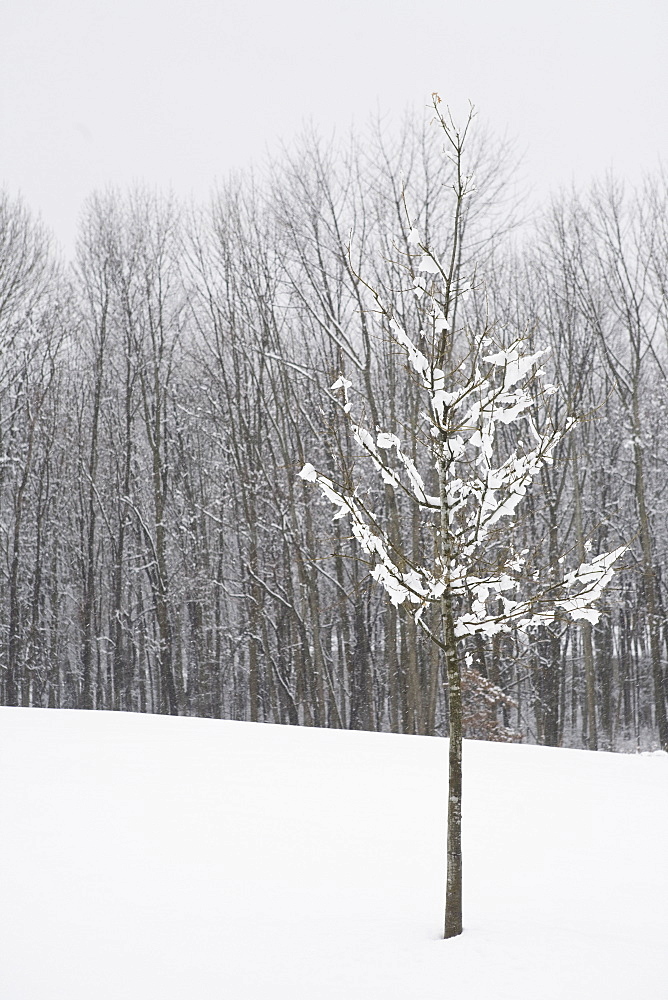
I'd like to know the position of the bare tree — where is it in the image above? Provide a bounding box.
[300,99,623,937]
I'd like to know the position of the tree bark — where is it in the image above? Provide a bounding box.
[439,447,463,939]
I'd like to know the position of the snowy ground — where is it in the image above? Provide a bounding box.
[1,707,666,1000]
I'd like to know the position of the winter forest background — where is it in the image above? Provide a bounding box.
[2,110,667,753]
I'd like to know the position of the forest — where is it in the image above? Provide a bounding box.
[1,107,667,753]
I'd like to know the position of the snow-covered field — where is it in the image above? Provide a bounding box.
[1,707,666,999]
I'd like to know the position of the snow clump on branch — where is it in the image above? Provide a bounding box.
[299,237,624,640]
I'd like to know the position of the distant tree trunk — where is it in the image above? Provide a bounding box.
[633,426,668,751]
[572,443,598,750]
[111,357,134,710]
[7,395,40,706]
[350,600,371,731]
[81,307,107,711]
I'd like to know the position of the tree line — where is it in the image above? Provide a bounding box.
[1,111,667,751]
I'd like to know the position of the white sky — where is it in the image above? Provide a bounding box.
[1,0,666,257]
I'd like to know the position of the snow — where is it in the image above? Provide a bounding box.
[1,707,666,1000]
[483,342,550,390]
[298,462,318,482]
[417,256,441,274]
[309,315,624,633]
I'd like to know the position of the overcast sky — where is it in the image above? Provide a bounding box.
[2,0,666,257]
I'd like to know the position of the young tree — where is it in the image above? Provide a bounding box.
[299,97,624,938]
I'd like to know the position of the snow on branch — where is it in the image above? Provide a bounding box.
[300,223,623,642]
[482,340,550,391]
[298,461,436,608]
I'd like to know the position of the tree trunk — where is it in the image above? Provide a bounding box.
[442,588,463,938]
[439,448,463,939]
[633,417,668,751]
[571,443,598,749]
